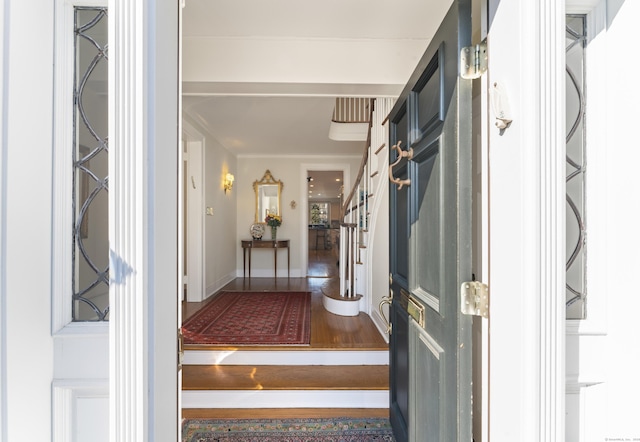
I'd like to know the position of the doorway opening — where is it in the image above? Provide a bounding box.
[306,170,343,279]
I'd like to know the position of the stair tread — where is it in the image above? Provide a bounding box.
[183,365,389,391]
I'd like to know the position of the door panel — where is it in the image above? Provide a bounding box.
[410,320,444,441]
[388,1,472,440]
[413,47,444,143]
[394,163,410,285]
[414,144,441,306]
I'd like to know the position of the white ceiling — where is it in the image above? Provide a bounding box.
[306,170,345,202]
[182,95,364,156]
[181,0,452,156]
[182,0,452,40]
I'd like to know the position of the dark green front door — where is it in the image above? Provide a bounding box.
[388,2,473,440]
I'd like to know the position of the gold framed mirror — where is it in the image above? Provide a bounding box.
[253,170,283,223]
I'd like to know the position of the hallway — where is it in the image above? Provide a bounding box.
[183,248,386,350]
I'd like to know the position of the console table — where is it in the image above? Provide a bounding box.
[241,239,290,278]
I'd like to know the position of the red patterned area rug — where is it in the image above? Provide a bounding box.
[182,418,395,441]
[182,291,311,345]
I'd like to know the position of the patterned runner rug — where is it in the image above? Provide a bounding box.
[182,418,395,441]
[182,291,311,345]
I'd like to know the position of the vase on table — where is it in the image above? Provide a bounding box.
[271,226,277,240]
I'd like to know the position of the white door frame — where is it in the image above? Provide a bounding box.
[299,163,351,278]
[110,0,569,440]
[487,0,565,440]
[108,0,179,440]
[0,0,573,440]
[182,122,205,303]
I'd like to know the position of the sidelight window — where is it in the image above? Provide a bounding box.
[565,14,587,320]
[72,7,109,321]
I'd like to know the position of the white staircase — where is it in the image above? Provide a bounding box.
[322,97,395,319]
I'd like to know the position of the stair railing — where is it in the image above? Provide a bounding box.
[339,100,375,298]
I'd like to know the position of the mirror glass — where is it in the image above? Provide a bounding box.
[254,170,283,223]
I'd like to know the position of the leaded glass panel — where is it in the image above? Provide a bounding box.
[566,15,587,319]
[73,7,109,321]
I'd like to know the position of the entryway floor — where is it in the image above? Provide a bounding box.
[181,249,389,420]
[183,249,387,350]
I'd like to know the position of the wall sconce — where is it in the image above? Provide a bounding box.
[224,172,235,193]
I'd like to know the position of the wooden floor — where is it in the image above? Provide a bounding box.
[181,248,389,420]
[182,248,388,351]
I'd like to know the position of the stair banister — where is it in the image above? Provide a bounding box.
[339,100,375,298]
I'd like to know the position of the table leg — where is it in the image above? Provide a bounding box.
[243,248,246,278]
[274,248,277,278]
[248,249,252,278]
[287,246,290,278]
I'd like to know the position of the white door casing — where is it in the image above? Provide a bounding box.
[51,1,110,437]
[183,122,205,303]
[565,3,608,440]
[472,3,490,441]
[2,1,57,440]
[487,0,566,440]
[108,0,179,440]
[49,0,180,440]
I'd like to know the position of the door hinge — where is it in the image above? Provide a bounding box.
[460,41,487,80]
[460,281,489,318]
[178,329,184,371]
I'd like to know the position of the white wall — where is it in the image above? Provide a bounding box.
[365,98,393,336]
[238,156,361,277]
[184,115,238,298]
[368,183,389,328]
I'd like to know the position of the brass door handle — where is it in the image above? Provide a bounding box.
[379,289,394,334]
[388,141,413,189]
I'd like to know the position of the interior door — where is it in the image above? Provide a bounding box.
[388,1,473,440]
